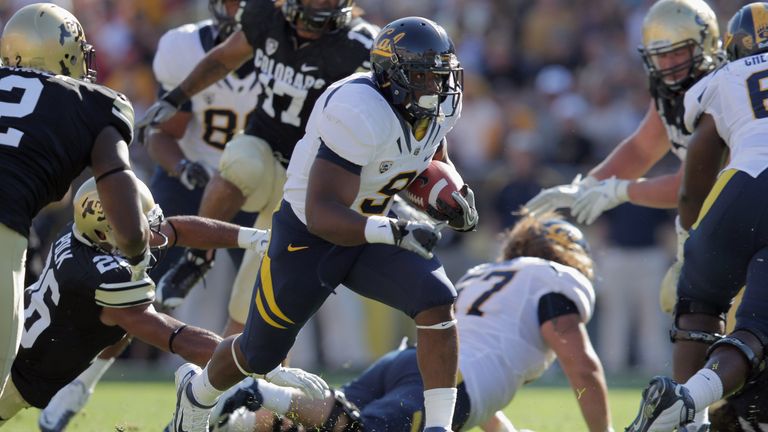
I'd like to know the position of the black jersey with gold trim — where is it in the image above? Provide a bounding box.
[11,226,153,408]
[239,0,377,165]
[0,67,134,238]
[650,78,690,160]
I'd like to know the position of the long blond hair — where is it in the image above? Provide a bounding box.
[499,210,594,280]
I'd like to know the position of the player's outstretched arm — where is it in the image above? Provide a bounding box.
[136,31,254,140]
[100,303,221,367]
[90,126,150,261]
[157,215,269,254]
[678,113,727,229]
[588,100,670,182]
[541,313,613,432]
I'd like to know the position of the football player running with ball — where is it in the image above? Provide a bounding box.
[167,17,477,432]
[627,4,768,431]
[212,213,611,432]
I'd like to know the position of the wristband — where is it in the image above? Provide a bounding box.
[168,324,188,354]
[237,227,259,248]
[163,87,190,108]
[364,216,396,244]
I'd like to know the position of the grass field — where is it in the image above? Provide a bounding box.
[3,381,648,432]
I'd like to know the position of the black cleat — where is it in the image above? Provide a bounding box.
[626,376,696,432]
[156,248,214,310]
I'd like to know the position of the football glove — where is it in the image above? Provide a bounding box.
[427,185,478,232]
[263,366,329,401]
[237,228,270,256]
[126,248,153,282]
[135,91,185,145]
[525,174,597,215]
[391,220,442,259]
[176,159,211,190]
[571,176,630,225]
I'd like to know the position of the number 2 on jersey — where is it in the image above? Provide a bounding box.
[0,75,43,148]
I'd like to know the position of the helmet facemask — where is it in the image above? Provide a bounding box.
[390,53,463,121]
[282,0,354,35]
[638,0,723,97]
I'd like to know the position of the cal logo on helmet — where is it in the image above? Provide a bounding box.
[725,3,768,61]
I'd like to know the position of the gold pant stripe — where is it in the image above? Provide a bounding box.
[410,410,423,432]
[255,287,287,330]
[258,253,294,324]
[693,168,737,230]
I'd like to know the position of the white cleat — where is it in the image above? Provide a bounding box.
[171,363,215,432]
[38,380,91,432]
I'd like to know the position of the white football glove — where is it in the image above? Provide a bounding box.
[237,228,270,256]
[126,248,153,282]
[135,98,180,145]
[263,366,329,400]
[427,186,478,232]
[525,174,598,215]
[571,176,630,225]
[392,220,442,259]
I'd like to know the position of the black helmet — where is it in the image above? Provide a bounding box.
[371,17,463,122]
[209,0,240,40]
[725,3,768,61]
[282,0,354,35]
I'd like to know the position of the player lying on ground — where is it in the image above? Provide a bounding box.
[0,177,294,430]
[212,212,613,432]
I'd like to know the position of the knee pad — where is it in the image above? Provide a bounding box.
[670,298,726,344]
[219,134,283,213]
[320,389,364,432]
[706,327,768,382]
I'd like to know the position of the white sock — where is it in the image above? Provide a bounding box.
[423,387,457,429]
[77,358,114,393]
[256,379,293,415]
[190,368,224,406]
[685,369,723,411]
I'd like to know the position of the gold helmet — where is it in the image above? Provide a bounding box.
[639,0,722,95]
[72,177,162,254]
[0,3,96,81]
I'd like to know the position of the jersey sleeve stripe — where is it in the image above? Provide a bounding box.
[98,279,154,291]
[95,286,155,308]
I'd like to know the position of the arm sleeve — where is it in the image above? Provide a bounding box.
[93,261,154,308]
[317,99,380,166]
[537,293,579,325]
[684,72,716,133]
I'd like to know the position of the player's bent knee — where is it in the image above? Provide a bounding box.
[707,328,768,382]
[218,134,277,210]
[670,298,726,344]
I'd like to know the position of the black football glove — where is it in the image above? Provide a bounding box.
[176,159,211,190]
[426,185,478,232]
[390,220,442,259]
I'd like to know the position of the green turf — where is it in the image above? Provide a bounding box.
[4,382,645,431]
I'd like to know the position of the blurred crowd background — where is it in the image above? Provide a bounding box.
[0,0,747,379]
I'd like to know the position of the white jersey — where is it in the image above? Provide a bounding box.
[684,54,768,177]
[153,21,258,171]
[455,257,595,429]
[284,72,461,223]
